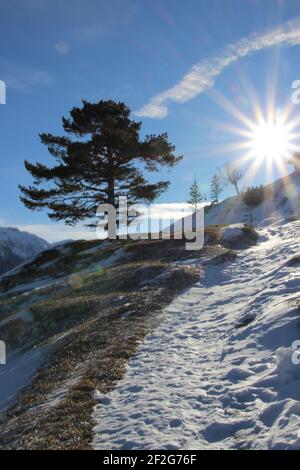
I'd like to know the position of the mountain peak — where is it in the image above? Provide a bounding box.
[0,226,50,275]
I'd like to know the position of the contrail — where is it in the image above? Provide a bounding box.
[135,17,300,119]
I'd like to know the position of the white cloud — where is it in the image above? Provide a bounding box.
[138,203,193,220]
[0,60,53,91]
[54,40,70,55]
[136,16,300,118]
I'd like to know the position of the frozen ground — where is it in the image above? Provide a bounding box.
[0,347,45,414]
[221,224,245,241]
[93,220,300,450]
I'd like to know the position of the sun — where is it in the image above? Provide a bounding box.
[204,83,300,185]
[249,119,292,163]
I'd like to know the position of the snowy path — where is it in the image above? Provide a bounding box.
[93,222,300,450]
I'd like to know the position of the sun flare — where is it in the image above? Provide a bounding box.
[249,120,292,162]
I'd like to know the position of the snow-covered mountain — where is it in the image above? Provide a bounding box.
[0,227,50,275]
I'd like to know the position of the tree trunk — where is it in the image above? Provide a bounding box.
[107,150,115,205]
[234,183,240,195]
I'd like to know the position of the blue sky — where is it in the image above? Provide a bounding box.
[1,0,300,241]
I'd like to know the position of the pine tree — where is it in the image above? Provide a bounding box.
[210,173,224,204]
[19,100,182,226]
[187,177,203,212]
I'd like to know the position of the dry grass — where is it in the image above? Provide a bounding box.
[0,230,247,449]
[0,243,200,449]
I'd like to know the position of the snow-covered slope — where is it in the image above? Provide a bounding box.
[93,220,300,450]
[0,227,50,275]
[176,172,300,230]
[206,172,300,226]
[0,237,202,448]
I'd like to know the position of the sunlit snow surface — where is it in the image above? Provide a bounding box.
[93,220,300,450]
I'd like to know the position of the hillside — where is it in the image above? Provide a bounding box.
[206,172,300,226]
[0,228,240,449]
[0,227,50,276]
[175,172,300,230]
[0,189,299,449]
[93,220,300,450]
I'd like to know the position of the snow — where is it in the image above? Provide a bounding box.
[0,347,45,415]
[221,224,245,241]
[2,277,59,295]
[99,247,128,268]
[0,227,50,276]
[93,220,300,450]
[0,246,128,300]
[175,172,300,229]
[0,227,50,259]
[44,367,84,409]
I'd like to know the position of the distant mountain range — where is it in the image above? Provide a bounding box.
[0,227,50,275]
